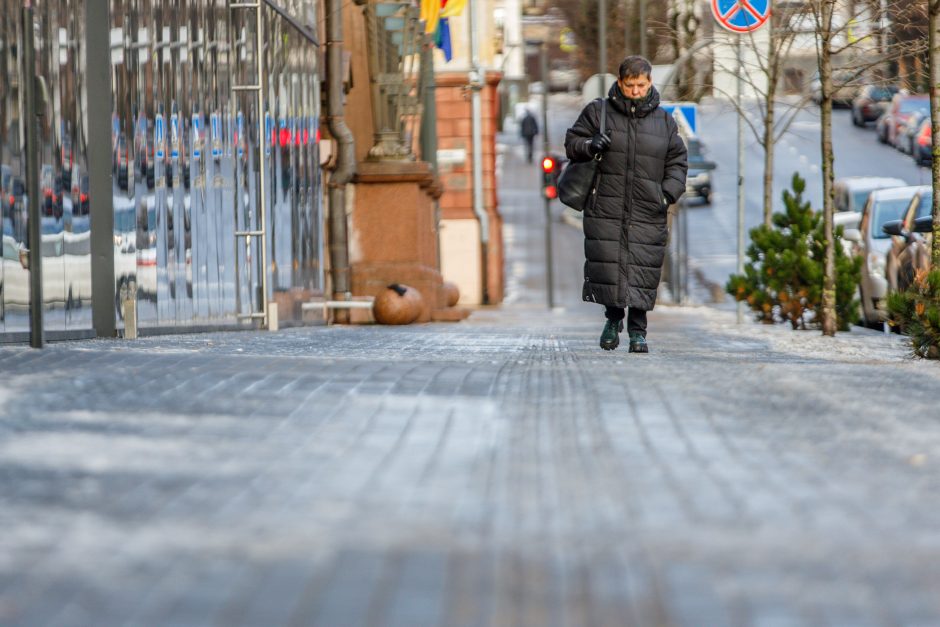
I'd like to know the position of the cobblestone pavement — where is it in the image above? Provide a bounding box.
[2,135,940,627]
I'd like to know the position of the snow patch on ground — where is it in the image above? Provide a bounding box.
[662,305,923,365]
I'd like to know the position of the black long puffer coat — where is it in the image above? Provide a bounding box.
[564,84,688,311]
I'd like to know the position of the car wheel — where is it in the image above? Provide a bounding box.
[702,192,711,205]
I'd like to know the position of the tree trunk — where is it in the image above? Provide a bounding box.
[763,22,778,227]
[819,1,837,336]
[930,1,940,269]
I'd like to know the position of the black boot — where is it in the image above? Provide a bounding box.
[600,319,624,351]
[628,333,648,353]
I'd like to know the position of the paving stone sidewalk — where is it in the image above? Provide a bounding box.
[2,134,940,626]
[3,306,940,627]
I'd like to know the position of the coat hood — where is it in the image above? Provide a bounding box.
[607,82,661,117]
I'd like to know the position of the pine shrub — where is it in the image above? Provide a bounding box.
[886,269,940,359]
[726,173,862,331]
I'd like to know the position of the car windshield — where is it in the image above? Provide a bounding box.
[915,192,933,220]
[872,198,914,238]
[900,99,928,114]
[852,191,872,212]
[870,87,896,100]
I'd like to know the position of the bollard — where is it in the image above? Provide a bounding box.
[120,280,138,340]
[373,284,423,325]
[268,302,279,332]
[442,281,460,308]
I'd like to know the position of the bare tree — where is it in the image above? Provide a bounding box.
[699,3,819,227]
[930,1,940,268]
[812,0,839,336]
[668,0,701,101]
[703,0,920,334]
[801,0,925,335]
[703,1,918,228]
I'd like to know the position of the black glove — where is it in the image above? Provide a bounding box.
[588,133,611,156]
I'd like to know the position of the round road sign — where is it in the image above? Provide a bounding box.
[711,0,770,33]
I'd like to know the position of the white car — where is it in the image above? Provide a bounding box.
[844,185,926,326]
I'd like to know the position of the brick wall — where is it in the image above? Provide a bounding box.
[435,71,504,305]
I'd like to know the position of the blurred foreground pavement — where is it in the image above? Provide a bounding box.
[2,131,940,626]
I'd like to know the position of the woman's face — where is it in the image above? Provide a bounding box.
[619,74,652,100]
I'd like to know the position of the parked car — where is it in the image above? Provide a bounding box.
[833,176,908,214]
[835,210,863,257]
[851,84,897,126]
[882,187,932,294]
[844,186,923,326]
[913,117,932,166]
[809,70,857,108]
[897,110,927,155]
[136,117,156,189]
[877,93,929,148]
[684,137,716,204]
[40,164,64,220]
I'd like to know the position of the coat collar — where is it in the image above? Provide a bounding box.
[607,83,660,118]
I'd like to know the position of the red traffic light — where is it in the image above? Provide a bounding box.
[541,156,556,172]
[544,185,558,200]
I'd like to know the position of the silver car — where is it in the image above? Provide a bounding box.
[845,185,926,326]
[834,176,907,214]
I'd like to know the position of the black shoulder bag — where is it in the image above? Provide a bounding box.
[557,99,607,212]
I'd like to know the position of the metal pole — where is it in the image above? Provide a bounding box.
[541,42,554,310]
[736,36,745,324]
[680,196,689,303]
[255,1,269,327]
[87,0,116,338]
[22,5,42,348]
[469,1,489,304]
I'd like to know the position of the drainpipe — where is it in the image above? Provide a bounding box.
[327,0,356,321]
[468,2,489,304]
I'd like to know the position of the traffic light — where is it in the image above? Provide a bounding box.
[541,155,559,200]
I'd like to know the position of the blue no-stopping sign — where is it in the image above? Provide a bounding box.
[711,0,770,33]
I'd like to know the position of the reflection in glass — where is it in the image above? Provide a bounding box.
[24,0,93,332]
[0,0,322,338]
[109,0,323,330]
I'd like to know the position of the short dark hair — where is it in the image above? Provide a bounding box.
[619,56,652,80]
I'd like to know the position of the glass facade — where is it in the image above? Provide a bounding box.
[1,0,92,334]
[0,0,322,337]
